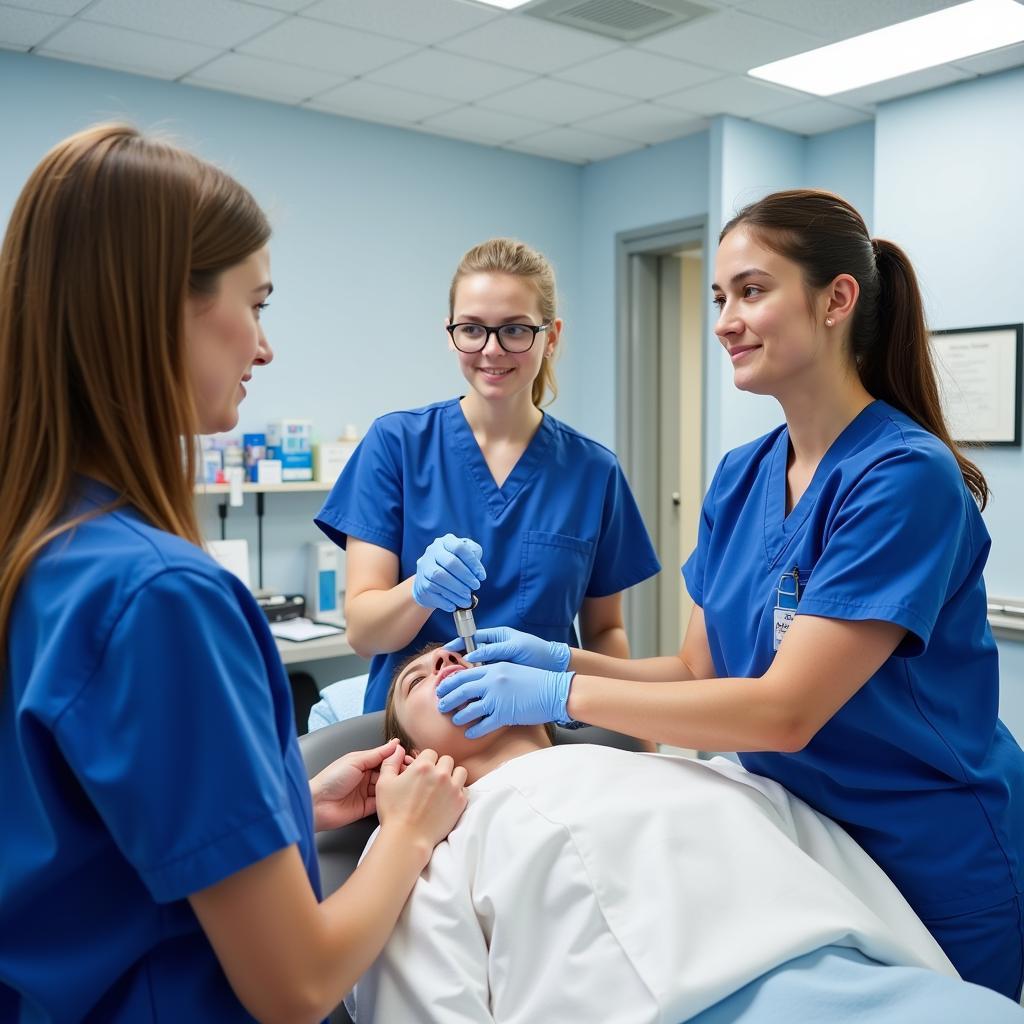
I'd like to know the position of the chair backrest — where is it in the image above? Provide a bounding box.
[299,712,648,897]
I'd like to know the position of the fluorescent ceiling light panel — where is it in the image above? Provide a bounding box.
[472,0,532,8]
[749,0,1024,96]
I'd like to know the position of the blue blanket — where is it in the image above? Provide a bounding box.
[691,945,1023,1023]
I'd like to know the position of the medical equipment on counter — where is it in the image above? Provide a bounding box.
[307,541,345,626]
[256,592,305,623]
[243,433,266,481]
[315,425,359,485]
[453,594,479,654]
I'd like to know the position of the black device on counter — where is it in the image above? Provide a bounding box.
[257,593,305,623]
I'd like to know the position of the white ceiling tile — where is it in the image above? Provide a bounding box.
[3,0,88,14]
[239,16,417,76]
[951,41,1024,76]
[659,74,803,117]
[478,77,631,122]
[754,99,871,135]
[404,121,499,148]
[306,78,458,121]
[0,5,64,49]
[83,0,284,49]
[637,10,823,75]
[438,13,620,74]
[184,52,344,103]
[234,0,313,11]
[729,0,962,43]
[507,127,641,164]
[574,103,709,144]
[832,64,974,108]
[555,47,720,99]
[363,49,533,103]
[302,0,496,45]
[37,20,220,78]
[420,105,555,143]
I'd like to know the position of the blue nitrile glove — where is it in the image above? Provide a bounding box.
[436,662,575,740]
[445,626,570,672]
[412,534,486,613]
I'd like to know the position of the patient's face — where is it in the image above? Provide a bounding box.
[392,648,507,759]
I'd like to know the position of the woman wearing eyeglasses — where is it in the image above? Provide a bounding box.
[315,238,659,713]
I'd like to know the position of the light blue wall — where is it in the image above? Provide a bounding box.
[0,52,581,644]
[805,121,875,232]
[574,131,710,447]
[874,67,1024,743]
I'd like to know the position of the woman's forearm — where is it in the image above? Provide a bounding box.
[191,826,434,1024]
[344,577,432,657]
[581,623,630,659]
[566,673,804,753]
[312,825,433,1000]
[569,647,693,681]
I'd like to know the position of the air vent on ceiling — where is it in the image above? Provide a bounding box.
[523,0,711,43]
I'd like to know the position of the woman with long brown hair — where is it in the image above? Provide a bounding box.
[0,124,466,1023]
[437,190,1024,1000]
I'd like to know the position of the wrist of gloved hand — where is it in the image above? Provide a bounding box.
[548,670,575,725]
[547,641,571,673]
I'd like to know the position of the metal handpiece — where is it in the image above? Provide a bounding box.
[453,594,479,655]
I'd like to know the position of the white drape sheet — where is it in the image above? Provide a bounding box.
[350,745,954,1024]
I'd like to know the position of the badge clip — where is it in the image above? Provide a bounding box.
[773,565,800,653]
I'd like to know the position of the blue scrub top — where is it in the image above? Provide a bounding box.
[316,398,660,712]
[0,481,319,1022]
[683,400,1024,922]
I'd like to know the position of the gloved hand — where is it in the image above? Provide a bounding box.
[412,534,486,613]
[445,626,570,672]
[436,662,575,740]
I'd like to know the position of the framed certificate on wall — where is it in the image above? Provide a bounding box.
[930,323,1023,447]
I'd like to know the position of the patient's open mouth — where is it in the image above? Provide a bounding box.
[436,664,464,687]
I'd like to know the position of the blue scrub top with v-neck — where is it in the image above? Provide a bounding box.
[316,398,660,712]
[683,399,1024,925]
[0,481,319,1022]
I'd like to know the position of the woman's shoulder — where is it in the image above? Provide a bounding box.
[849,401,966,491]
[371,398,459,434]
[38,501,238,610]
[544,414,622,468]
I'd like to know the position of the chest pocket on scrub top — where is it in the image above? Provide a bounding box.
[517,530,594,629]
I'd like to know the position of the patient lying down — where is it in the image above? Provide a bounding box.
[349,644,1024,1024]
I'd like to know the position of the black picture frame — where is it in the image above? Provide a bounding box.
[930,323,1023,447]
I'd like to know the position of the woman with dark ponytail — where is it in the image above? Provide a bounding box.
[436,189,1024,1000]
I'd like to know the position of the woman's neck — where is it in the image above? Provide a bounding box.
[779,368,874,468]
[461,390,542,446]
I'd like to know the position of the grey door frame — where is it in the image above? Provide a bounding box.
[615,217,706,657]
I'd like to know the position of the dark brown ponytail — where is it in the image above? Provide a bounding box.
[721,190,989,508]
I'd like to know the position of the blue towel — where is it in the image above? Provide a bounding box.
[308,674,369,732]
[689,945,1024,1023]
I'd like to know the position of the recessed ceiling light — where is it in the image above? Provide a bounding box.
[471,0,533,9]
[749,0,1024,96]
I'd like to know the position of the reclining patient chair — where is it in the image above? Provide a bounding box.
[298,711,647,1023]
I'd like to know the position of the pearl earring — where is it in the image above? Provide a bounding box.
[825,317,834,327]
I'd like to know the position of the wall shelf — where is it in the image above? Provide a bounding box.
[275,632,353,665]
[194,481,332,495]
[989,597,1024,641]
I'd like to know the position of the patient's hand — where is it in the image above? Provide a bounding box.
[309,739,402,832]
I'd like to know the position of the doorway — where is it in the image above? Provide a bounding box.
[616,220,706,658]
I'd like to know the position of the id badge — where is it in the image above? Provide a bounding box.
[773,567,800,652]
